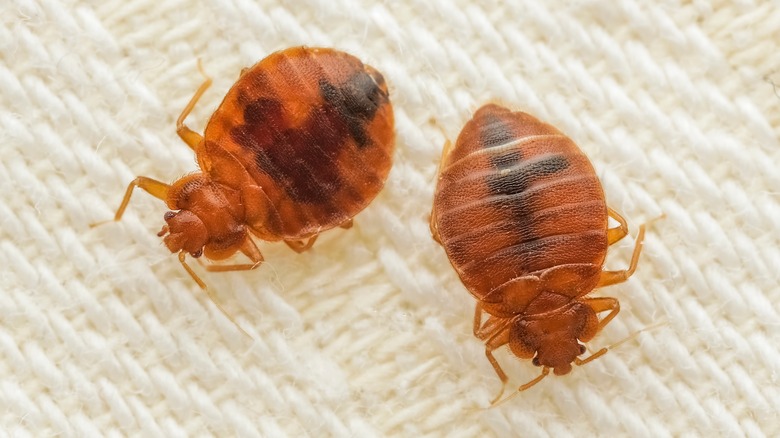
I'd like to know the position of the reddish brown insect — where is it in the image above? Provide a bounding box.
[430,104,649,403]
[97,47,394,330]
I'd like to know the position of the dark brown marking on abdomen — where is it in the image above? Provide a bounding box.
[318,69,388,149]
[479,112,520,152]
[231,97,346,206]
[485,153,570,196]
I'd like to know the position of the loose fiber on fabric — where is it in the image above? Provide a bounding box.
[2,0,779,436]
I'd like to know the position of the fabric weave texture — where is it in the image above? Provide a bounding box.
[2,0,779,436]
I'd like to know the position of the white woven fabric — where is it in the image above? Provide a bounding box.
[3,0,779,436]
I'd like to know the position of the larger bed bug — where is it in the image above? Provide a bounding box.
[97,47,394,330]
[430,104,650,403]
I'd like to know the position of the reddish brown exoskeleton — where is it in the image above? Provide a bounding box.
[430,104,650,403]
[97,47,394,332]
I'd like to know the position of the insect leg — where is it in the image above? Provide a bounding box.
[476,313,518,404]
[473,304,512,340]
[482,326,511,405]
[583,297,620,333]
[339,219,354,229]
[473,302,483,337]
[92,176,171,227]
[202,263,263,272]
[439,139,453,163]
[597,222,647,288]
[429,207,441,244]
[200,237,264,272]
[578,297,667,368]
[284,235,319,253]
[488,367,551,408]
[176,60,212,150]
[574,297,620,366]
[178,251,251,338]
[606,207,629,245]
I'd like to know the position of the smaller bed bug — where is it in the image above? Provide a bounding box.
[94,47,395,333]
[430,104,652,403]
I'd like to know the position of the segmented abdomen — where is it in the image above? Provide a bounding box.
[203,47,394,239]
[434,104,608,308]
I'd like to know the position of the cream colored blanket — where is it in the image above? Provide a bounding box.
[2,0,778,436]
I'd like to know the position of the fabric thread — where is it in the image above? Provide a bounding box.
[1,0,779,436]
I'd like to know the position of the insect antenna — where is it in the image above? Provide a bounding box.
[579,318,668,365]
[486,366,551,408]
[178,251,253,339]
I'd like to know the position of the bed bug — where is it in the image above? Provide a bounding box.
[96,47,394,331]
[430,104,650,403]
